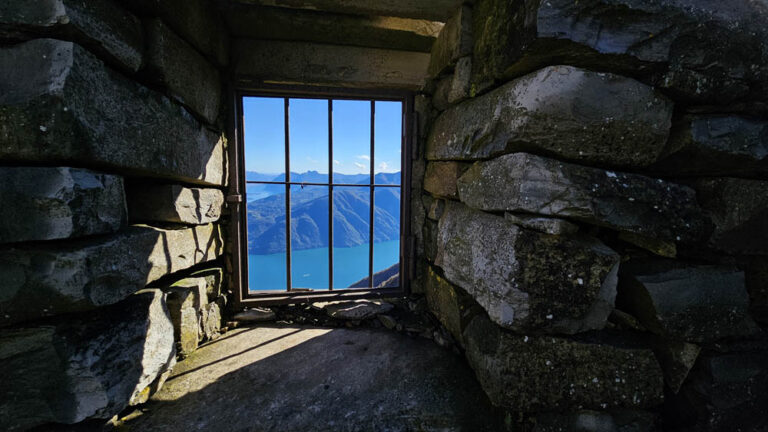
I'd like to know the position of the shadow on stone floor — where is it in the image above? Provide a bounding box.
[120,324,503,432]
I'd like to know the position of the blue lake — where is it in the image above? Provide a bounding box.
[248,240,400,291]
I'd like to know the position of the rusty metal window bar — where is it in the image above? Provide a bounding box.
[233,89,411,306]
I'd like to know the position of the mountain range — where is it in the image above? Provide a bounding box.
[246,171,401,254]
[246,170,400,201]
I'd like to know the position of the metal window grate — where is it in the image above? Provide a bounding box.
[232,88,412,306]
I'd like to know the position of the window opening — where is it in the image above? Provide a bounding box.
[237,92,409,304]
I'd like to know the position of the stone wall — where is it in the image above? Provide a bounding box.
[419,2,768,431]
[0,1,230,430]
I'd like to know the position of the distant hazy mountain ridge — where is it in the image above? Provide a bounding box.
[247,171,401,254]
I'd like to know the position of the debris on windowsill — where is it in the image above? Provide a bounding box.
[233,307,276,322]
[262,295,463,354]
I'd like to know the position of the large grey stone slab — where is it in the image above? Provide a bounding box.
[618,260,761,344]
[0,167,126,244]
[672,351,768,432]
[463,314,664,412]
[145,18,222,125]
[426,66,673,167]
[0,290,175,431]
[435,201,620,334]
[0,39,226,186]
[458,153,710,246]
[653,115,768,177]
[471,0,768,104]
[234,39,430,90]
[428,4,472,78]
[0,223,223,326]
[694,177,768,255]
[120,0,229,67]
[224,5,441,53]
[0,0,143,72]
[127,183,223,225]
[121,324,502,431]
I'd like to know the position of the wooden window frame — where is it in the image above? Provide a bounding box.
[228,84,413,307]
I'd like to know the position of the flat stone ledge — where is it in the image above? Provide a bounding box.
[0,223,223,327]
[0,166,126,244]
[127,183,224,225]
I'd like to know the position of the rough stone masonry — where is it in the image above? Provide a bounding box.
[421,1,768,431]
[0,1,229,430]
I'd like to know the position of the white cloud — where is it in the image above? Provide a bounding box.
[357,155,370,161]
[354,162,366,169]
[378,161,389,171]
[333,159,340,165]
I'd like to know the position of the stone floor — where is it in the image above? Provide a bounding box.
[119,324,502,431]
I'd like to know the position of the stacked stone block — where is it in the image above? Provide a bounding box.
[0,1,230,430]
[420,2,768,431]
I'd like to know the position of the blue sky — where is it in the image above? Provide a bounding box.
[243,97,402,176]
